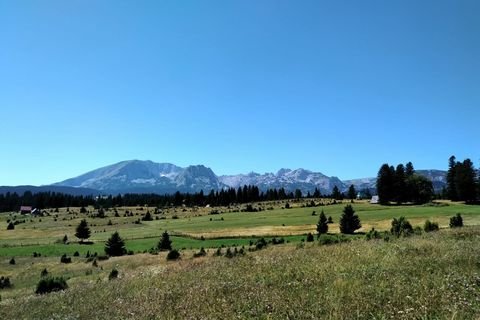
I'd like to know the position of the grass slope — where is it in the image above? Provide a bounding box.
[1,227,479,319]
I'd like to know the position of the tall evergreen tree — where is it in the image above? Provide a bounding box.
[316,210,328,236]
[331,186,342,200]
[339,205,361,234]
[104,231,126,256]
[75,219,91,243]
[446,155,457,200]
[405,162,415,177]
[455,159,477,202]
[157,231,172,251]
[394,164,407,204]
[376,164,395,204]
[348,185,356,200]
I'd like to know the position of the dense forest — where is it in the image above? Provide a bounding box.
[0,186,324,212]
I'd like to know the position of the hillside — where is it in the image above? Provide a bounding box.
[1,227,479,319]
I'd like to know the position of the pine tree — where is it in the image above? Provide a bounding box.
[157,231,172,251]
[376,164,395,204]
[75,219,91,242]
[348,185,356,200]
[455,159,477,202]
[316,210,328,236]
[104,231,126,256]
[394,164,407,204]
[331,186,342,200]
[446,156,457,200]
[339,205,361,234]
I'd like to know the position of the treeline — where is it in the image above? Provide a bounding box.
[446,156,478,202]
[377,156,480,205]
[0,191,96,212]
[376,162,434,204]
[0,186,327,212]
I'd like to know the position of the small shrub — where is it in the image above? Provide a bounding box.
[9,258,15,265]
[193,247,207,258]
[41,268,48,277]
[327,216,333,224]
[255,238,268,250]
[424,220,439,232]
[166,249,180,261]
[225,247,234,258]
[6,222,14,230]
[390,217,413,237]
[0,276,12,289]
[214,248,222,256]
[306,233,314,242]
[60,254,71,264]
[365,228,382,240]
[35,277,68,294]
[108,268,119,280]
[73,251,80,257]
[449,213,463,228]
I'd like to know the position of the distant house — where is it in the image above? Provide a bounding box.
[20,206,32,214]
[370,196,379,204]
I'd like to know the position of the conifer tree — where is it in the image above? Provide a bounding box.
[75,219,91,242]
[157,231,172,251]
[316,210,328,236]
[339,205,361,234]
[104,231,126,256]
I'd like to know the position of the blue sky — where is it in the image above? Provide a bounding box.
[1,0,479,185]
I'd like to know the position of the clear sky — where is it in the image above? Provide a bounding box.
[1,0,479,186]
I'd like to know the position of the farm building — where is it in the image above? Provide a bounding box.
[370,196,379,204]
[19,206,32,214]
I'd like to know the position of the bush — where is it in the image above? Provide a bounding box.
[390,217,413,237]
[6,222,14,230]
[41,268,49,277]
[424,220,439,232]
[255,238,268,250]
[449,213,463,228]
[35,277,68,294]
[193,247,207,258]
[9,258,15,265]
[166,249,180,261]
[141,211,153,221]
[60,254,71,264]
[365,228,382,240]
[73,251,80,257]
[108,269,119,280]
[327,216,333,224]
[306,233,314,242]
[318,234,349,245]
[0,276,12,289]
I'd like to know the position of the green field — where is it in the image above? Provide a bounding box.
[1,199,480,319]
[1,226,479,319]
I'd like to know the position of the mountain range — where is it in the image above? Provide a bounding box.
[4,159,443,196]
[0,160,448,196]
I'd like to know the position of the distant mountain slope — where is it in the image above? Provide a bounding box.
[51,160,447,195]
[0,185,99,196]
[53,160,226,194]
[219,168,344,195]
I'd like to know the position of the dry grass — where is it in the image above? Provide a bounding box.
[1,227,479,319]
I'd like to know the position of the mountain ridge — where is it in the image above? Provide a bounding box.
[49,159,447,195]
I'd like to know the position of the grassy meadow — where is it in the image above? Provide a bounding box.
[0,199,479,319]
